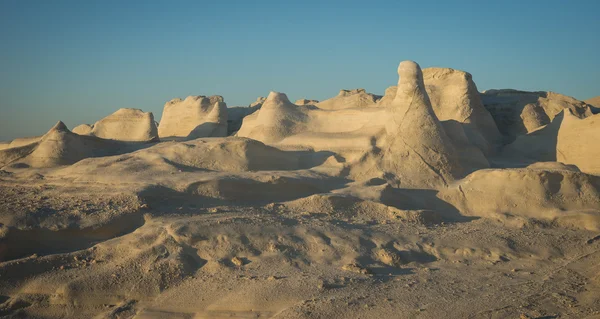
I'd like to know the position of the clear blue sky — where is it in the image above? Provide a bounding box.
[1,0,599,141]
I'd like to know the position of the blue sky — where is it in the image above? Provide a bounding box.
[1,0,599,141]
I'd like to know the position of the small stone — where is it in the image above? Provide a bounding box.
[231,257,244,267]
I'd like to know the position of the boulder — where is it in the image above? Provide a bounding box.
[557,111,600,175]
[91,108,158,142]
[158,95,228,138]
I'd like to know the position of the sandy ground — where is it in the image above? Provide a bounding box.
[1,171,599,319]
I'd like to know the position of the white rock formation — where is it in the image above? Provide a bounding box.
[557,111,600,175]
[380,67,502,154]
[316,89,381,110]
[237,60,482,188]
[295,99,319,106]
[158,95,228,138]
[89,108,158,142]
[72,124,93,135]
[379,61,464,188]
[438,167,600,230]
[481,89,592,141]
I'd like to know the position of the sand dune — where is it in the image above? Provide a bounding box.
[1,60,600,318]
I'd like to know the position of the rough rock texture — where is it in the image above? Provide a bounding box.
[0,122,145,168]
[72,124,93,135]
[316,89,381,110]
[227,98,265,136]
[380,61,464,188]
[295,99,319,106]
[379,68,501,154]
[585,96,600,108]
[158,95,228,138]
[237,92,309,143]
[423,68,501,153]
[5,136,41,148]
[557,111,600,175]
[499,112,564,164]
[89,108,158,142]
[438,167,600,230]
[237,61,487,188]
[481,89,592,141]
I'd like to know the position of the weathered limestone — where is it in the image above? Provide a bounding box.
[557,111,600,175]
[316,89,381,110]
[158,95,228,138]
[90,108,158,142]
[481,89,592,141]
[380,61,464,188]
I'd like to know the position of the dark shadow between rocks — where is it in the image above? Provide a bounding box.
[0,212,145,262]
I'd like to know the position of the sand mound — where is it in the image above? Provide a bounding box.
[438,167,600,230]
[283,193,441,224]
[0,122,144,168]
[4,136,42,149]
[557,111,600,175]
[481,89,592,141]
[54,137,303,181]
[87,108,158,142]
[158,95,228,138]
[316,89,381,110]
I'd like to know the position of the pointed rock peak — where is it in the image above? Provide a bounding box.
[206,101,227,122]
[266,91,292,105]
[50,121,68,132]
[394,61,425,101]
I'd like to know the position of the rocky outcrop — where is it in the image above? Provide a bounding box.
[438,167,600,230]
[72,124,93,135]
[380,61,464,188]
[90,108,158,142]
[557,111,600,175]
[227,97,266,135]
[316,89,381,110]
[379,67,501,154]
[480,89,592,141]
[158,95,228,138]
[295,99,319,106]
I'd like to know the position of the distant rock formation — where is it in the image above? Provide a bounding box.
[557,111,600,175]
[227,97,265,135]
[480,89,592,141]
[316,89,381,110]
[237,60,489,188]
[88,108,158,142]
[295,99,319,106]
[0,122,139,168]
[438,166,600,230]
[585,96,600,113]
[158,95,228,138]
[72,124,93,135]
[379,61,464,188]
[500,112,563,164]
[379,67,502,155]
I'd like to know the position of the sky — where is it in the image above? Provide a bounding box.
[1,0,599,141]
